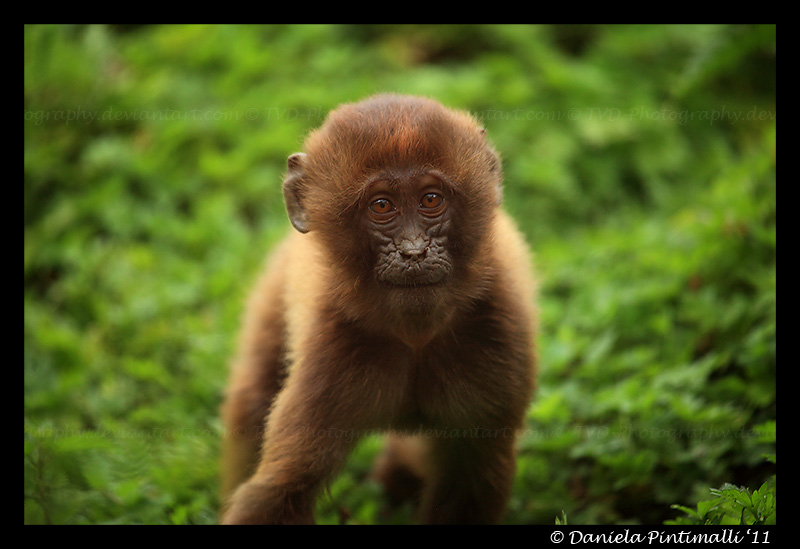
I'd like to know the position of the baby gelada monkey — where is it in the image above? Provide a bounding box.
[221,94,537,524]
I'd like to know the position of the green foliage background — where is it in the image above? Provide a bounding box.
[24,24,776,524]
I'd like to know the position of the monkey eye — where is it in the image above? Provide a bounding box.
[369,198,396,215]
[419,193,444,213]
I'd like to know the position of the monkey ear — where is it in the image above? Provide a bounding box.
[478,128,503,206]
[488,148,503,206]
[283,152,310,233]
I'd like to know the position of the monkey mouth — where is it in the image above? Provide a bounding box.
[384,280,442,288]
[378,271,449,288]
[375,256,452,288]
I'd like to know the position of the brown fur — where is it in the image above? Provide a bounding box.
[220,94,537,524]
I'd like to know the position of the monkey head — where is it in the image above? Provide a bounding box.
[282,95,503,330]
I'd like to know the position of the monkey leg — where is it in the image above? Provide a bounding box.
[419,432,518,524]
[220,268,288,505]
[372,434,428,506]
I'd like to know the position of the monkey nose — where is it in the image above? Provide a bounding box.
[398,243,428,261]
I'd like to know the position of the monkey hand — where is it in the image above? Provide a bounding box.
[221,479,314,525]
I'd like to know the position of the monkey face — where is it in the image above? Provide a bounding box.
[362,172,454,288]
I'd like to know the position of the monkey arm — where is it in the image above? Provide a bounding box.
[420,432,519,524]
[222,319,408,525]
[221,380,360,524]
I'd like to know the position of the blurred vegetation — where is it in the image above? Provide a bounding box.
[24,24,775,524]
